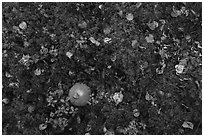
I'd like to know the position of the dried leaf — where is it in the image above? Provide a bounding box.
[182,121,194,129]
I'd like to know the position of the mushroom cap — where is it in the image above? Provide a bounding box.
[69,83,91,106]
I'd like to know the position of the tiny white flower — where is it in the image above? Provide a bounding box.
[145,92,153,101]
[147,21,159,30]
[69,71,74,75]
[126,13,134,21]
[175,64,185,74]
[39,123,47,130]
[28,105,35,113]
[133,108,140,117]
[50,112,55,117]
[104,37,111,43]
[24,41,30,47]
[132,39,138,47]
[113,92,123,105]
[49,49,58,56]
[40,46,48,54]
[107,65,111,69]
[19,54,30,64]
[66,51,73,58]
[145,34,154,43]
[34,68,41,76]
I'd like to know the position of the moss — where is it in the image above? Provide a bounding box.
[2,2,202,135]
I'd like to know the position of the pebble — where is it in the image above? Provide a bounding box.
[19,21,27,30]
[126,13,134,21]
[69,83,91,106]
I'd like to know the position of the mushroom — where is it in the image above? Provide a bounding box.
[69,83,91,106]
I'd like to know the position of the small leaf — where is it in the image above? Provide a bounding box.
[182,121,194,129]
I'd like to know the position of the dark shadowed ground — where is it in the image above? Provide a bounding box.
[2,2,202,135]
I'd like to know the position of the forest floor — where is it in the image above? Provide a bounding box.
[2,2,202,135]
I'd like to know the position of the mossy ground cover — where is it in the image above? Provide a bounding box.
[2,2,202,135]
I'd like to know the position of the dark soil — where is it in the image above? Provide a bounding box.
[2,2,202,135]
